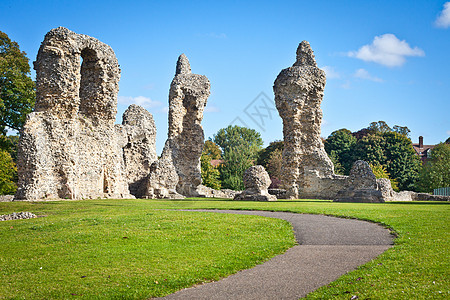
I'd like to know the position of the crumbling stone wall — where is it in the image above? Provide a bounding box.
[145,54,210,198]
[274,41,337,199]
[274,42,386,202]
[15,27,152,200]
[122,104,157,198]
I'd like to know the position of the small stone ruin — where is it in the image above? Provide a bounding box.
[234,165,277,201]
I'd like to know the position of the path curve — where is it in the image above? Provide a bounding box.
[160,210,394,300]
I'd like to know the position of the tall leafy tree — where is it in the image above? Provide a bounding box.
[218,147,255,190]
[382,131,421,191]
[416,143,450,193]
[324,129,356,175]
[200,152,221,190]
[213,126,263,190]
[213,125,263,155]
[392,125,411,137]
[203,140,221,160]
[0,31,35,141]
[0,149,17,194]
[257,140,283,168]
[353,131,421,191]
[368,121,391,134]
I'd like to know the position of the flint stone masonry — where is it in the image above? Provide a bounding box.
[122,104,157,198]
[0,212,37,221]
[274,41,338,200]
[15,27,157,200]
[274,42,387,202]
[145,54,210,199]
[334,161,384,203]
[234,165,277,201]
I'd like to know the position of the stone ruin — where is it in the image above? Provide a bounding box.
[274,41,390,202]
[145,54,210,199]
[14,27,209,200]
[234,165,277,201]
[14,28,445,203]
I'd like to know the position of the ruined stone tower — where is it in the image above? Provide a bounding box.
[274,41,335,199]
[274,41,386,202]
[15,27,157,200]
[145,54,210,198]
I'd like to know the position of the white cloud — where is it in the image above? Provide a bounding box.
[205,105,220,113]
[321,66,341,79]
[354,68,383,82]
[118,96,163,109]
[436,2,450,28]
[446,130,450,135]
[348,34,425,67]
[161,106,169,113]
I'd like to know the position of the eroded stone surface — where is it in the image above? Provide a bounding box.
[145,54,210,198]
[15,27,152,200]
[274,42,386,202]
[122,104,157,198]
[234,165,277,201]
[334,161,384,203]
[274,41,335,199]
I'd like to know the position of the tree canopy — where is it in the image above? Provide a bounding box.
[213,125,263,155]
[0,149,17,194]
[324,129,356,175]
[0,31,35,137]
[203,140,221,160]
[213,126,263,190]
[416,143,450,193]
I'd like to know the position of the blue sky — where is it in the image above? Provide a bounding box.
[1,0,449,153]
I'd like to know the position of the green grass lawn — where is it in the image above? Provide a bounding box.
[0,198,449,299]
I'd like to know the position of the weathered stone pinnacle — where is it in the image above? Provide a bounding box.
[175,54,191,75]
[293,41,317,67]
[145,54,210,199]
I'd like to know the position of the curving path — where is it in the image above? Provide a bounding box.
[160,210,394,300]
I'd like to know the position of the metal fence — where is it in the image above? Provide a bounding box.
[434,187,450,196]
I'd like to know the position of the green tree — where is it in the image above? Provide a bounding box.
[353,133,386,165]
[416,143,450,193]
[0,31,35,138]
[328,151,345,175]
[370,163,399,191]
[353,132,421,191]
[213,126,263,190]
[392,125,411,137]
[383,131,421,191]
[213,125,263,155]
[257,140,283,168]
[445,137,450,144]
[218,146,255,190]
[0,149,17,194]
[368,121,391,134]
[324,129,357,175]
[200,152,221,190]
[266,148,282,179]
[203,140,221,160]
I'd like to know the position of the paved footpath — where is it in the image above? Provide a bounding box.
[160,210,394,300]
